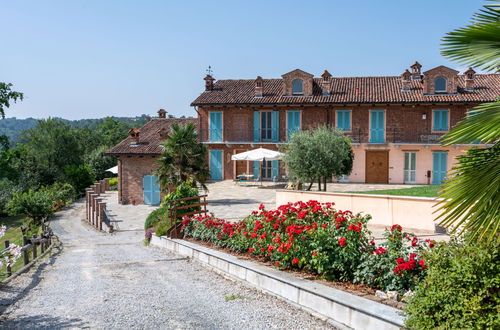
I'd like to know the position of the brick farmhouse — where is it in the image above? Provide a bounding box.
[192,63,498,185]
[106,109,196,205]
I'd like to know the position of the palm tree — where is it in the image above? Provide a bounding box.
[155,123,209,193]
[437,2,500,242]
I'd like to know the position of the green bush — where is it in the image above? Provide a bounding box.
[144,207,169,230]
[108,177,118,187]
[162,181,200,219]
[155,220,171,237]
[46,182,76,206]
[405,238,500,329]
[0,179,19,215]
[6,189,55,224]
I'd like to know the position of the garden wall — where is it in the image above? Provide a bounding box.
[151,235,404,329]
[276,190,442,233]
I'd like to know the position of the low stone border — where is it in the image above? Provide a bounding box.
[151,235,404,329]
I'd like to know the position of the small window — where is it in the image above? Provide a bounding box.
[336,110,351,131]
[292,79,303,95]
[434,77,446,93]
[433,109,449,131]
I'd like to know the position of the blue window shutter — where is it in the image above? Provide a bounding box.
[272,160,279,181]
[345,111,351,130]
[253,111,260,142]
[253,161,260,179]
[442,110,448,130]
[287,111,300,140]
[337,111,343,130]
[143,175,152,205]
[209,112,222,142]
[433,111,440,130]
[272,111,280,142]
[152,175,161,205]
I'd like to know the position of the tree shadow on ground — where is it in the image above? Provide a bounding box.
[0,314,90,329]
[0,244,64,316]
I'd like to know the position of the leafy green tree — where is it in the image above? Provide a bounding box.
[0,82,23,119]
[156,123,209,192]
[96,117,131,147]
[6,189,55,224]
[85,145,116,180]
[282,126,353,191]
[20,118,83,186]
[437,2,500,242]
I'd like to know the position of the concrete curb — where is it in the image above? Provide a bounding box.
[151,235,405,330]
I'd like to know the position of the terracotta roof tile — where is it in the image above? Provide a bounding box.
[105,118,196,156]
[191,74,499,106]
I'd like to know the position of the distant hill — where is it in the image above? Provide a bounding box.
[0,114,171,145]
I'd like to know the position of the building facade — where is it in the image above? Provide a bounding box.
[106,109,196,205]
[191,63,498,184]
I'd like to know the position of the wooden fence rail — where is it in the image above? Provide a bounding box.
[166,195,208,238]
[1,222,54,279]
[84,178,111,231]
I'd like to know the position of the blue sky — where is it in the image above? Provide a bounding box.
[1,0,482,120]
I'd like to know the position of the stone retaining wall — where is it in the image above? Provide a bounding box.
[151,235,404,330]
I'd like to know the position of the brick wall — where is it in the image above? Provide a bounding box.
[118,156,159,204]
[199,104,472,144]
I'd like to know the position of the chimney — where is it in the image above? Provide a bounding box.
[129,128,140,144]
[464,67,476,90]
[321,70,332,95]
[255,76,263,97]
[410,61,422,80]
[204,74,215,91]
[401,69,411,91]
[157,109,167,118]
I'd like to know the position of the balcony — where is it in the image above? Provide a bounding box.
[198,127,452,145]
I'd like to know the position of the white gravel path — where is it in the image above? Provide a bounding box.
[0,200,334,329]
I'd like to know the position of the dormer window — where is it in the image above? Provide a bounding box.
[292,79,303,95]
[435,77,447,93]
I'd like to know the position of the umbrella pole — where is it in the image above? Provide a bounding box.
[260,160,263,186]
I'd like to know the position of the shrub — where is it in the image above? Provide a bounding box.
[0,179,19,216]
[404,238,500,329]
[162,181,200,219]
[64,164,94,194]
[183,201,374,282]
[354,225,432,293]
[46,182,76,206]
[144,207,169,230]
[109,177,118,187]
[155,220,171,237]
[6,189,55,224]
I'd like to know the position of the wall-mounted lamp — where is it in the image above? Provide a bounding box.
[422,113,427,120]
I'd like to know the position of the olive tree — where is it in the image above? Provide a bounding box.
[282,126,353,191]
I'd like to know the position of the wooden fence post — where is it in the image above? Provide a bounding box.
[4,240,12,277]
[32,235,37,259]
[22,235,29,265]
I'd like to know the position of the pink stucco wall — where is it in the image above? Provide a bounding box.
[276,190,444,233]
[344,144,468,184]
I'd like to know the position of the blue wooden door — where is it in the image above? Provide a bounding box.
[209,112,222,142]
[432,152,448,185]
[370,110,385,143]
[143,175,160,205]
[210,150,223,180]
[287,111,300,140]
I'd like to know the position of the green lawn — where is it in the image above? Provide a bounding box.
[0,215,27,281]
[350,185,442,198]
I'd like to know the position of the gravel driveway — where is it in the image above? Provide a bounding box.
[0,200,333,329]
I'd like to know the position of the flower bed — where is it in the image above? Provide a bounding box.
[181,200,433,294]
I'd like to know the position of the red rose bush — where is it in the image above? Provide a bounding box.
[181,200,431,292]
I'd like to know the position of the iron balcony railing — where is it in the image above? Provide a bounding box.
[198,128,455,144]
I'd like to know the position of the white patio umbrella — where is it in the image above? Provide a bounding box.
[231,147,283,161]
[106,165,118,174]
[231,148,283,185]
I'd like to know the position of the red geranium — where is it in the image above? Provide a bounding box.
[338,237,347,247]
[292,258,299,264]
